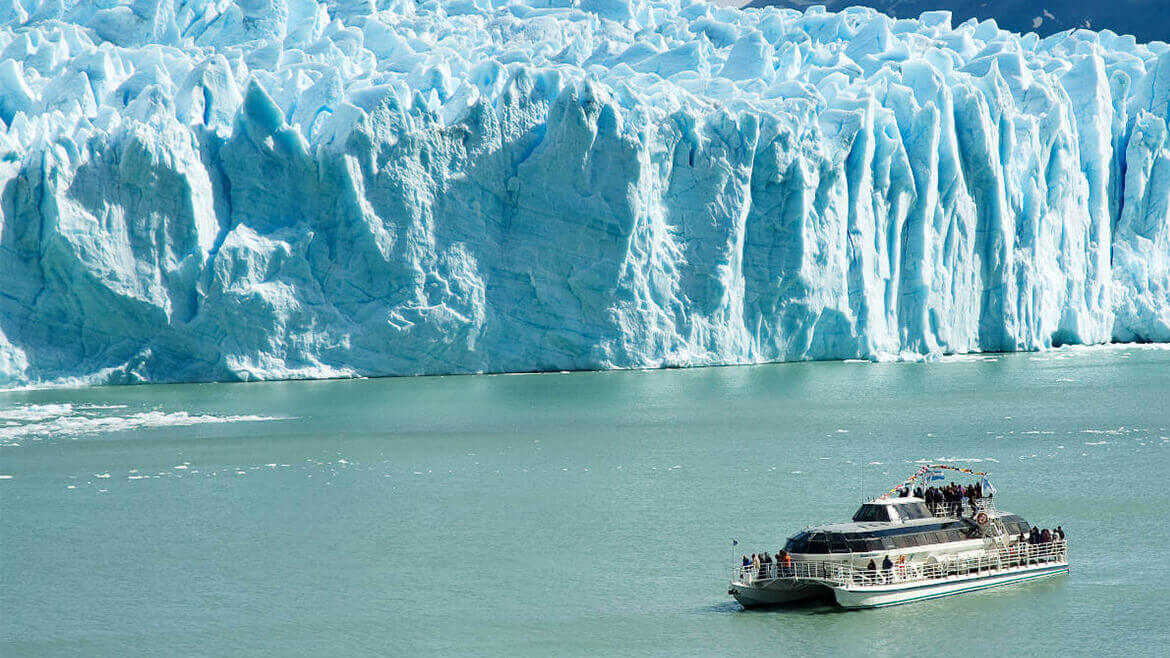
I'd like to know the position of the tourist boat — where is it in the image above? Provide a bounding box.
[728,465,1068,609]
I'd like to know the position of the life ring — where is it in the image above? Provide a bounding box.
[975,512,990,525]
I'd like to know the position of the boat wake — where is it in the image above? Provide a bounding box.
[0,403,291,446]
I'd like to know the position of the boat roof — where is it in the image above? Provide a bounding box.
[801,508,1019,535]
[807,517,962,534]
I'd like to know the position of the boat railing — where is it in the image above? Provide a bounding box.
[929,497,999,519]
[732,540,1066,587]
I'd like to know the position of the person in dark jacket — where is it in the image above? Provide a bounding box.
[881,555,894,583]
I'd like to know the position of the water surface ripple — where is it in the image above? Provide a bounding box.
[2,346,1168,655]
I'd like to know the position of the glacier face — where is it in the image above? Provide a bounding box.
[0,0,1168,386]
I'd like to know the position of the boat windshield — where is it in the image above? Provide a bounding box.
[852,501,933,522]
[852,504,891,522]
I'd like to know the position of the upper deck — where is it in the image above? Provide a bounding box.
[784,499,1025,555]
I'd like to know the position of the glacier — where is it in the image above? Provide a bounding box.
[0,0,1168,386]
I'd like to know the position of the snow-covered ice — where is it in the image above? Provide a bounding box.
[1,0,1168,387]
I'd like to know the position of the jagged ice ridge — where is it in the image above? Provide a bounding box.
[1,0,1168,386]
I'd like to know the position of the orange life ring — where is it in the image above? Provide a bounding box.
[975,512,990,525]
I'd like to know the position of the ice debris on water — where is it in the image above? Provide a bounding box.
[0,403,289,446]
[1,0,1169,387]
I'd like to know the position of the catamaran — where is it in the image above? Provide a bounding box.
[728,464,1068,609]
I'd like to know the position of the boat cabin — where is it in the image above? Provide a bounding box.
[781,497,1034,555]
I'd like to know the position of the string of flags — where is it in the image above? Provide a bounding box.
[878,463,993,499]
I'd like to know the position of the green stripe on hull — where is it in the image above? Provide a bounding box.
[842,566,1069,609]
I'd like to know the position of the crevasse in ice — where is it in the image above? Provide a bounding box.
[0,0,1168,385]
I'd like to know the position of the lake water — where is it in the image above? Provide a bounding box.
[2,346,1169,655]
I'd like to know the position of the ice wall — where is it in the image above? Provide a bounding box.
[1,0,1168,386]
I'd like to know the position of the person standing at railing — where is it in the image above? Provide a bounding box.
[881,555,894,583]
[1056,526,1065,541]
[779,550,793,576]
[742,555,750,568]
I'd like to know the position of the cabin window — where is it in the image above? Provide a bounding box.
[829,535,850,553]
[852,505,889,522]
[896,502,932,520]
[785,533,808,553]
[806,533,829,553]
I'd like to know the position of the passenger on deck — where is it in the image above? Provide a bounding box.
[1056,526,1065,541]
[881,555,894,583]
[913,486,923,498]
[1042,528,1052,544]
[866,559,877,582]
[742,555,750,568]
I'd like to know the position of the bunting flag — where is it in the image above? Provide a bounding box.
[878,463,992,499]
[928,463,990,477]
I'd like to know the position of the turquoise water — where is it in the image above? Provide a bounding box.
[2,347,1169,655]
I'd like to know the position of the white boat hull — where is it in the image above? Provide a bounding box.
[831,561,1069,609]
